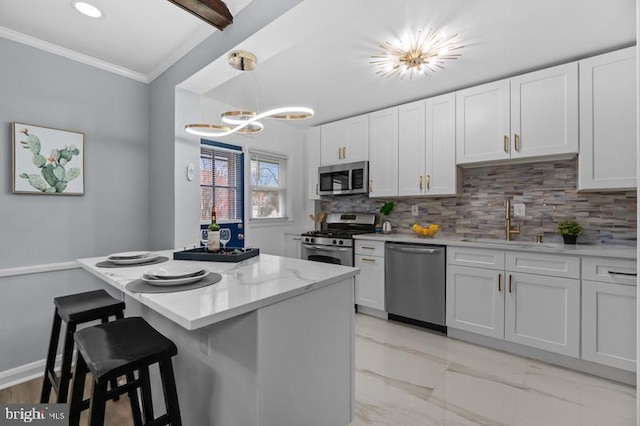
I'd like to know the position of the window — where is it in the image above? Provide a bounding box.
[200,143,243,223]
[250,151,287,219]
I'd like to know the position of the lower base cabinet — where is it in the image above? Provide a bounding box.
[582,280,637,372]
[354,241,385,311]
[446,265,504,339]
[446,247,581,358]
[505,272,580,357]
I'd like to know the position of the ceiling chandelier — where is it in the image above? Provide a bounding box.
[185,51,314,137]
[370,29,463,80]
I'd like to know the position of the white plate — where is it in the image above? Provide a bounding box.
[145,265,205,279]
[108,254,160,265]
[107,251,152,260]
[142,270,210,286]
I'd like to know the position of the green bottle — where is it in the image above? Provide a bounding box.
[207,208,220,252]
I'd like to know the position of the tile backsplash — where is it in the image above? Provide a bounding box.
[320,158,637,244]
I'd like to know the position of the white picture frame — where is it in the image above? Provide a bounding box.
[12,122,85,195]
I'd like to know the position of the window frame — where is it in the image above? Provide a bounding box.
[249,150,289,222]
[200,142,244,226]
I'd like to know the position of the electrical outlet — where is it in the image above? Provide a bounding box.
[513,203,526,218]
[411,205,419,216]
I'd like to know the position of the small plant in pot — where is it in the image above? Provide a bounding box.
[557,220,583,244]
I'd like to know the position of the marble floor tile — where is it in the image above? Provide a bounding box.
[351,314,636,426]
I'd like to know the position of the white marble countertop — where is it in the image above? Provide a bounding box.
[355,233,637,260]
[77,251,359,331]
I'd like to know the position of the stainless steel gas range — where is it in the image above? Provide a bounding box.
[301,212,376,267]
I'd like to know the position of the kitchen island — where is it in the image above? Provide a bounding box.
[77,251,359,426]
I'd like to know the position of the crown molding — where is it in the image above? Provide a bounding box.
[0,25,149,83]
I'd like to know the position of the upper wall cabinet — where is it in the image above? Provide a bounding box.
[320,114,369,166]
[578,47,637,191]
[305,127,321,200]
[456,63,578,165]
[369,107,398,198]
[398,95,458,196]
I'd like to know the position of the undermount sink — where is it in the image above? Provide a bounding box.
[460,238,562,249]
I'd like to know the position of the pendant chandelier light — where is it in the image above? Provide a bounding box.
[185,51,314,137]
[370,29,463,80]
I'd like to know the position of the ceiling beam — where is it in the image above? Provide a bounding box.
[166,0,233,31]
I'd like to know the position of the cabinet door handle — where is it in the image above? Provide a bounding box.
[343,146,346,158]
[338,147,342,160]
[361,246,376,250]
[514,134,520,152]
[369,179,373,192]
[426,174,431,190]
[419,175,423,190]
[360,258,376,262]
[508,274,513,293]
[503,135,509,153]
[498,273,502,292]
[608,270,637,277]
[316,183,319,195]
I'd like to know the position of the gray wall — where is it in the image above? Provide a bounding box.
[0,37,149,371]
[0,38,150,267]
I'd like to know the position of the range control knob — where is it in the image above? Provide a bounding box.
[310,238,315,243]
[332,240,337,245]
[339,240,344,245]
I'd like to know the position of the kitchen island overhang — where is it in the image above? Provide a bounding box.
[77,251,359,426]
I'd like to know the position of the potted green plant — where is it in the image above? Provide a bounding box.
[378,201,394,233]
[557,220,583,244]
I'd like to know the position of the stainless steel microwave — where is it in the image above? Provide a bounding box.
[318,161,369,195]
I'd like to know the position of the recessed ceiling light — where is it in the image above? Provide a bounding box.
[73,1,103,18]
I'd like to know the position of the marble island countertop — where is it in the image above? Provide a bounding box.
[355,233,637,259]
[77,250,359,330]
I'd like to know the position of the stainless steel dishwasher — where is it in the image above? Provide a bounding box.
[385,242,446,333]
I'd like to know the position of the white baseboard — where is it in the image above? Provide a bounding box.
[0,355,61,390]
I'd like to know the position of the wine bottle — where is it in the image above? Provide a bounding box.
[207,208,221,252]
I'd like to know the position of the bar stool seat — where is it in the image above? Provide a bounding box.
[69,317,182,426]
[41,289,125,404]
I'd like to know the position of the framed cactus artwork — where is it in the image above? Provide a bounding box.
[12,122,85,195]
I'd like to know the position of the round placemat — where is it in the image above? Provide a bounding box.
[126,272,223,293]
[96,256,169,268]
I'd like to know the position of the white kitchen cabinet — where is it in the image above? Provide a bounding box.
[578,47,637,191]
[398,94,458,196]
[447,247,580,357]
[505,272,580,357]
[284,234,302,259]
[446,264,504,339]
[510,63,578,159]
[368,107,398,198]
[456,80,510,164]
[354,240,385,312]
[320,114,369,166]
[425,93,458,195]
[398,100,425,196]
[582,256,637,372]
[305,127,321,200]
[456,63,578,165]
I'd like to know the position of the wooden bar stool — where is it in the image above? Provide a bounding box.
[40,289,125,404]
[68,316,182,426]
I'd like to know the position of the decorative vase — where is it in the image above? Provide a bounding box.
[563,235,577,245]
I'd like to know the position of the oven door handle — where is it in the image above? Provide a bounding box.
[304,245,351,252]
